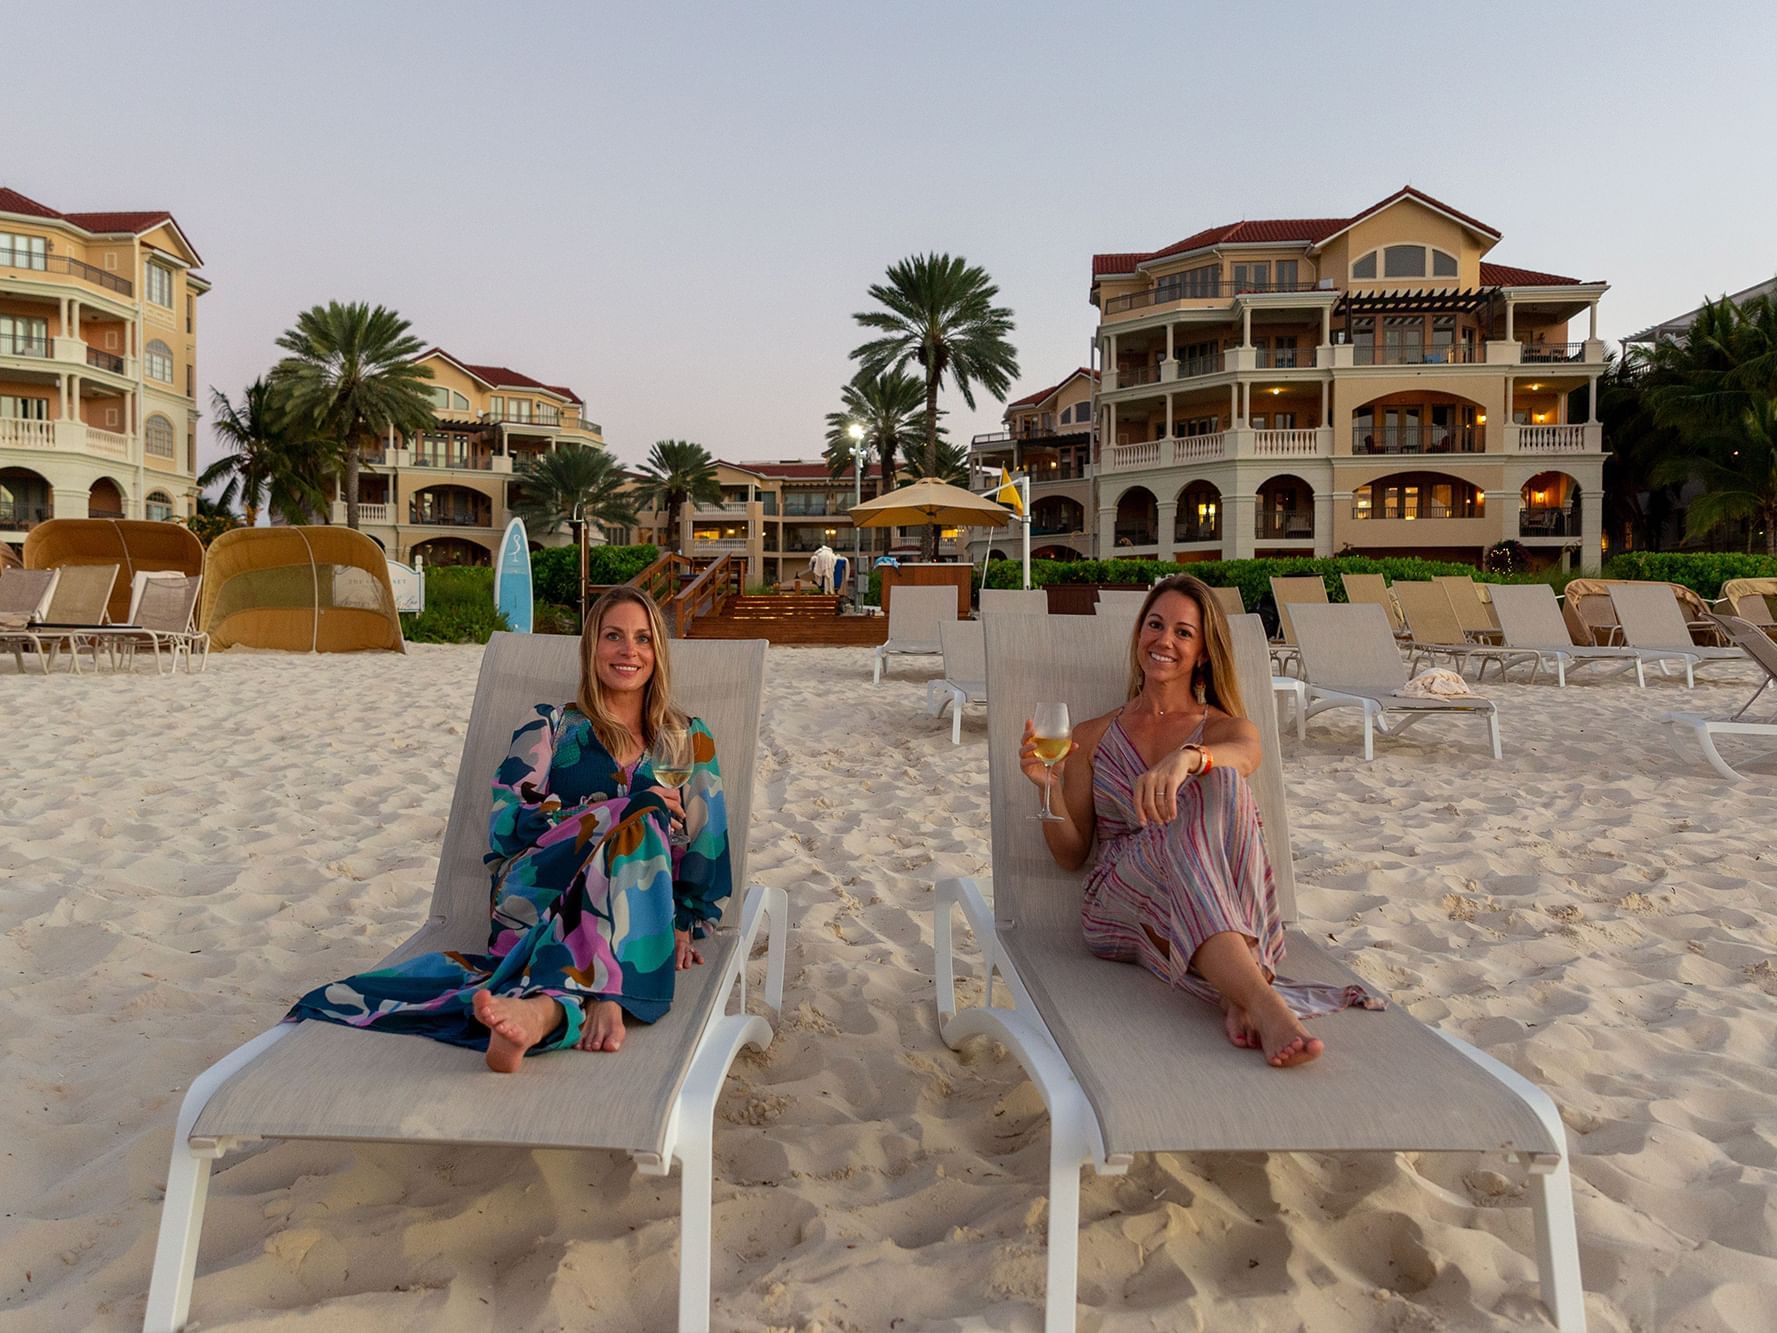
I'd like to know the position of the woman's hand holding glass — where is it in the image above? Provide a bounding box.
[1022,703,1074,823]
[648,726,695,844]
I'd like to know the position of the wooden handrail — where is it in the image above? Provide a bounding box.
[670,553,743,637]
[596,550,687,611]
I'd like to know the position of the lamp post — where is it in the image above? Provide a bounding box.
[848,421,865,606]
[565,501,588,629]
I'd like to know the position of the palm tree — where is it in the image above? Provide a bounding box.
[511,444,636,538]
[200,379,330,527]
[852,253,1019,556]
[270,302,437,529]
[822,368,930,494]
[633,439,723,553]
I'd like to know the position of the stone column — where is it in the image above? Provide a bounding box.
[1156,498,1178,561]
[1096,505,1117,558]
[1241,307,1252,345]
[1579,487,1602,572]
[1504,299,1515,343]
[1224,493,1258,559]
[1312,489,1337,557]
[1321,306,1331,345]
[1164,393,1174,439]
[53,486,92,523]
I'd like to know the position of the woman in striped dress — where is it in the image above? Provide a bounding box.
[1019,574,1378,1068]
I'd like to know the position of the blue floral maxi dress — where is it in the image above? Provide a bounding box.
[287,705,732,1053]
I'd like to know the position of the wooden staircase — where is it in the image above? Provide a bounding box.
[684,594,888,645]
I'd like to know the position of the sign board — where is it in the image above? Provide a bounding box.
[386,560,424,614]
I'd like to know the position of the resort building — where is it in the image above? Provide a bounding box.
[1088,186,1609,568]
[0,187,208,550]
[1622,275,1776,347]
[968,368,1098,560]
[336,347,606,565]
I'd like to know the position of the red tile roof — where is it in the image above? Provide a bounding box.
[0,187,202,265]
[734,460,838,480]
[61,210,174,233]
[1479,261,1582,287]
[1092,186,1501,281]
[420,348,585,403]
[1008,367,1098,409]
[0,188,60,219]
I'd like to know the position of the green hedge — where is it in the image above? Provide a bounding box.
[531,543,660,606]
[1600,551,1777,599]
[401,566,509,644]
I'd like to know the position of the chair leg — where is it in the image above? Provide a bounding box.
[1528,1154,1587,1331]
[1362,711,1375,762]
[677,1125,715,1333]
[952,691,963,745]
[1045,1120,1087,1333]
[1487,711,1502,760]
[142,1146,215,1332]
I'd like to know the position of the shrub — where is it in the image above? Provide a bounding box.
[531,543,662,606]
[532,601,581,635]
[587,543,660,586]
[1601,551,1777,599]
[1485,540,1529,574]
[401,565,508,643]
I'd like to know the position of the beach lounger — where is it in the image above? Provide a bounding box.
[1090,589,1150,618]
[932,612,1580,1331]
[1206,585,1245,619]
[1719,577,1777,640]
[1266,575,1326,676]
[0,566,58,630]
[1488,583,1649,687]
[1293,602,1502,760]
[1392,581,1541,681]
[82,574,210,675]
[1661,614,1777,781]
[1607,584,1746,688]
[1,563,117,673]
[1564,579,1720,647]
[927,619,988,744]
[1434,574,1503,640]
[144,633,788,1333]
[873,584,956,683]
[1340,571,1407,634]
[979,587,1047,617]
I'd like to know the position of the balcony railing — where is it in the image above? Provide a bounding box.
[1175,521,1221,543]
[1352,343,1485,366]
[0,501,52,529]
[85,346,125,373]
[1104,440,1162,472]
[0,251,134,296]
[1113,527,1158,547]
[1257,513,1314,540]
[1176,354,1222,379]
[410,451,493,470]
[1254,346,1312,369]
[1518,424,1592,452]
[1103,277,1325,314]
[1520,508,1578,536]
[1252,428,1320,457]
[1519,342,1584,364]
[486,410,562,427]
[1350,501,1483,521]
[409,506,493,527]
[1172,432,1226,463]
[0,419,55,449]
[1030,518,1085,536]
[331,501,393,524]
[0,333,53,358]
[1352,427,1484,455]
[1114,362,1162,387]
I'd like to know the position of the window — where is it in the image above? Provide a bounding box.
[146,263,174,307]
[1275,260,1298,290]
[1352,251,1377,280]
[452,390,470,411]
[0,315,48,356]
[1383,245,1426,278]
[145,340,174,383]
[186,295,194,333]
[1232,262,1270,292]
[146,491,175,522]
[145,414,176,457]
[509,399,531,423]
[0,395,48,420]
[1174,264,1218,298]
[0,232,47,270]
[1431,249,1458,278]
[425,385,451,408]
[489,395,505,417]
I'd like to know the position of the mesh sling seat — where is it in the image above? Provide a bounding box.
[978,587,1047,616]
[930,613,1581,1331]
[144,634,788,1333]
[1719,577,1777,639]
[199,525,403,653]
[1,563,116,673]
[1606,584,1747,688]
[1293,601,1502,761]
[1391,581,1542,681]
[873,584,956,683]
[1340,571,1407,634]
[23,516,203,625]
[80,575,209,675]
[927,618,988,745]
[1488,583,1651,688]
[1660,614,1777,781]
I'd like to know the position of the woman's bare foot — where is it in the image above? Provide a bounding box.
[472,990,562,1073]
[1219,997,1256,1049]
[574,1000,626,1052]
[1246,988,1323,1068]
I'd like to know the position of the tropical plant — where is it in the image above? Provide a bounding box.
[822,367,931,493]
[200,379,330,527]
[270,302,437,529]
[853,253,1019,557]
[1597,351,1684,553]
[633,440,722,552]
[181,493,243,547]
[510,444,636,538]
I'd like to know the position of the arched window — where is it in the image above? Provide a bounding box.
[146,490,175,522]
[1431,248,1458,277]
[145,340,174,383]
[145,414,176,457]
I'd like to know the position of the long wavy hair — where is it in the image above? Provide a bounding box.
[1124,573,1246,718]
[575,586,687,758]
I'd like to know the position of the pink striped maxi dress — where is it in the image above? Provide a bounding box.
[1082,710,1381,1018]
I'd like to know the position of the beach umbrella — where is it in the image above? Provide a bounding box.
[847,478,1016,530]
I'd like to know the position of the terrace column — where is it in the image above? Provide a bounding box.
[1241,307,1252,346]
[1313,489,1336,558]
[1165,323,1175,362]
[1225,493,1257,559]
[1107,402,1117,447]
[1504,299,1515,343]
[1156,498,1178,561]
[1579,487,1602,571]
[1589,301,1598,340]
[1587,376,1599,424]
[1321,306,1331,346]
[1096,503,1116,558]
[1228,383,1239,427]
[1319,379,1329,426]
[1164,393,1173,439]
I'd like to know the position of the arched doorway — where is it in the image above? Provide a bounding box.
[1353,472,1485,521]
[1175,480,1221,543]
[0,467,52,531]
[411,536,491,567]
[88,477,125,518]
[1520,471,1580,537]
[1256,475,1314,539]
[1352,391,1486,455]
[1031,494,1084,537]
[1113,486,1157,547]
[410,485,492,528]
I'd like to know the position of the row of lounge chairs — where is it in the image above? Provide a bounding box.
[0,564,209,674]
[148,627,1585,1333]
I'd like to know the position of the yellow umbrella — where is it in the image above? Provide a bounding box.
[848,478,1016,529]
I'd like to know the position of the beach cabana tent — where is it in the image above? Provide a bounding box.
[200,526,405,653]
[23,517,204,625]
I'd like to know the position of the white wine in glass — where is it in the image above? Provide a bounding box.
[649,728,695,844]
[1031,702,1071,822]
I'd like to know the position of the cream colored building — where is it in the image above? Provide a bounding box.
[0,187,207,552]
[336,347,607,564]
[1086,186,1608,568]
[968,368,1099,561]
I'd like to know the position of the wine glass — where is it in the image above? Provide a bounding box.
[649,726,695,844]
[1030,702,1071,823]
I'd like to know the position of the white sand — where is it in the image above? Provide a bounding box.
[2,642,1775,1331]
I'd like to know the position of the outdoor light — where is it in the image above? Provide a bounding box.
[1533,413,1548,423]
[1476,490,1486,502]
[1476,413,1487,424]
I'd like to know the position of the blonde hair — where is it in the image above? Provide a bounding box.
[575,587,688,758]
[1124,573,1247,718]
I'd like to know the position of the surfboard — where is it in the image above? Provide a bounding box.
[493,517,534,633]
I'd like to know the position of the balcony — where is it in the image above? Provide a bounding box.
[486,410,562,428]
[1519,341,1585,364]
[1257,512,1315,540]
[408,506,492,528]
[1515,424,1598,453]
[0,500,52,530]
[85,346,125,374]
[1350,500,1482,521]
[693,535,749,552]
[1252,428,1321,458]
[1352,343,1486,366]
[1519,508,1578,537]
[0,251,134,297]
[1102,276,1324,315]
[331,501,393,524]
[1351,426,1484,455]
[0,332,53,360]
[410,450,494,470]
[0,418,129,457]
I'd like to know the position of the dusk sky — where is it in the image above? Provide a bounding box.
[9,1,1775,475]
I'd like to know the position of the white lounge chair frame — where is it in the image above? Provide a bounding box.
[1662,613,1777,781]
[1294,602,1502,760]
[1392,581,1542,681]
[873,584,957,683]
[927,618,988,744]
[1488,583,1649,687]
[932,612,1582,1331]
[144,634,787,1333]
[1607,583,1746,688]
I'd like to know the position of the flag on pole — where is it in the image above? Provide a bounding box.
[995,467,1025,515]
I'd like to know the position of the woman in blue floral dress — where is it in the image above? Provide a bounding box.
[287,587,731,1072]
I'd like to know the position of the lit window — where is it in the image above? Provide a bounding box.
[145,414,176,457]
[146,263,174,307]
[1383,246,1426,278]
[145,340,174,383]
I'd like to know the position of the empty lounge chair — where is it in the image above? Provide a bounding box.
[1434,574,1503,641]
[1392,581,1541,680]
[873,584,957,683]
[1662,614,1777,781]
[928,618,988,745]
[1488,583,1650,687]
[979,587,1048,617]
[1340,571,1407,634]
[1607,583,1746,688]
[1,563,116,673]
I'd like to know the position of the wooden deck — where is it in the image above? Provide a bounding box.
[683,594,888,646]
